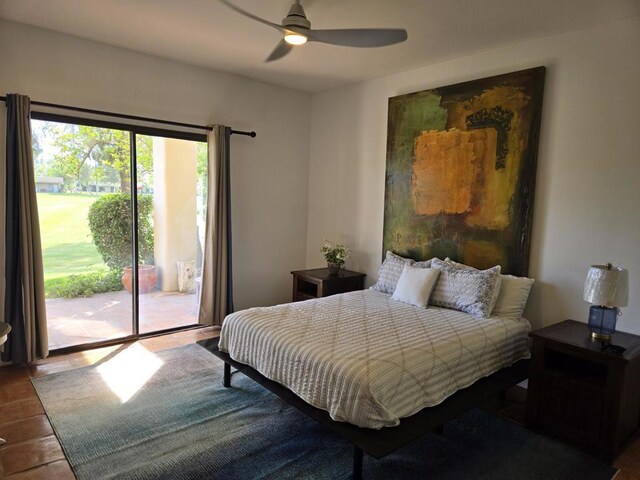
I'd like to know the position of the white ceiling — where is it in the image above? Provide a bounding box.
[1,0,639,92]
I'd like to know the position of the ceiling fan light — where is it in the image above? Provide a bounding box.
[284,32,307,45]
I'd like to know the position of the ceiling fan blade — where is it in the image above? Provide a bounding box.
[266,39,293,62]
[306,28,408,47]
[219,0,285,33]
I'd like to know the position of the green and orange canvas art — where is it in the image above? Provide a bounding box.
[383,67,545,276]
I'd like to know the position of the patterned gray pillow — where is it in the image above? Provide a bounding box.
[371,252,434,294]
[371,252,413,294]
[443,258,502,314]
[430,258,501,318]
[414,259,433,269]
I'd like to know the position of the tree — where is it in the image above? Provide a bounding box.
[93,163,120,187]
[196,142,208,206]
[136,135,154,190]
[197,142,208,179]
[78,163,94,191]
[31,121,143,192]
[49,124,135,192]
[32,127,43,164]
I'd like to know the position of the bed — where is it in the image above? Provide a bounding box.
[201,288,531,478]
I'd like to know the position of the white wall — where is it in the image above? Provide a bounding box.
[306,16,640,333]
[0,20,311,311]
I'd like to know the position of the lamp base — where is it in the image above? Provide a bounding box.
[588,305,618,342]
[591,331,612,342]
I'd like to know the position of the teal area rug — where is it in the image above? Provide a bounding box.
[32,343,617,480]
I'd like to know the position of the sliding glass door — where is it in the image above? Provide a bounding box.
[31,115,207,350]
[136,135,208,335]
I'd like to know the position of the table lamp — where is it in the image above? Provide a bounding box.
[583,263,629,341]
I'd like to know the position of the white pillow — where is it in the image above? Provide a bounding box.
[392,265,440,308]
[491,275,535,321]
[444,258,502,314]
[430,258,501,318]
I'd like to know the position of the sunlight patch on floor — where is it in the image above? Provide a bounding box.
[97,343,163,403]
[81,344,121,365]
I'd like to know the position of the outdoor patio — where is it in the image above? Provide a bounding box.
[46,290,200,350]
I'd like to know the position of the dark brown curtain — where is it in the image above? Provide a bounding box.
[3,93,48,363]
[198,125,233,326]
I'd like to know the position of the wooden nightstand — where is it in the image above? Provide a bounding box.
[526,320,640,463]
[291,268,366,302]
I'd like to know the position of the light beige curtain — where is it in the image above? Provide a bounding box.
[198,125,233,326]
[3,94,48,363]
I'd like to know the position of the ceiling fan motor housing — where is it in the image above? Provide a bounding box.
[219,0,408,61]
[283,2,311,29]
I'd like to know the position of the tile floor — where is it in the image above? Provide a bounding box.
[1,328,640,479]
[46,290,200,350]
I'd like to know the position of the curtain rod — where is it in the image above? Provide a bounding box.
[0,95,256,138]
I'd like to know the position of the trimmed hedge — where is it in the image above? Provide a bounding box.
[47,270,123,299]
[87,193,154,270]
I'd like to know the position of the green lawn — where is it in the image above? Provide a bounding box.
[37,193,107,289]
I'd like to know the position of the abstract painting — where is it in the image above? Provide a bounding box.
[383,67,545,276]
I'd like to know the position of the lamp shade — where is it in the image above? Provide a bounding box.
[583,264,629,307]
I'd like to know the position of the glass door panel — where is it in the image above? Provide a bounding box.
[32,119,134,349]
[136,135,207,334]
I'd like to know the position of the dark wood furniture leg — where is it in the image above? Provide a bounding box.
[223,362,231,388]
[353,446,364,480]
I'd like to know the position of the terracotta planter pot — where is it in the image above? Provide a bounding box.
[122,265,158,294]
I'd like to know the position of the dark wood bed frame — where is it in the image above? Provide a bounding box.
[198,337,530,479]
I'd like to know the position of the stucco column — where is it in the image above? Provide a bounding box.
[152,137,197,291]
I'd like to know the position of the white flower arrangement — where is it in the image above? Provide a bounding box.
[320,239,350,265]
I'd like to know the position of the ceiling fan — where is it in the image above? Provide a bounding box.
[219,0,408,62]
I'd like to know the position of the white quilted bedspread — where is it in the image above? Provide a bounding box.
[219,289,530,429]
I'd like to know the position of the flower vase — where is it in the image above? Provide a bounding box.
[327,262,342,275]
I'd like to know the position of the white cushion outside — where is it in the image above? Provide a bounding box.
[491,275,535,321]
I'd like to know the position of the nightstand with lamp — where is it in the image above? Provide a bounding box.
[526,263,637,463]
